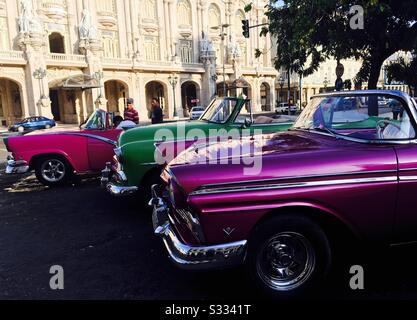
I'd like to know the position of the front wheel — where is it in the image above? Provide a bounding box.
[246,215,332,298]
[35,156,73,187]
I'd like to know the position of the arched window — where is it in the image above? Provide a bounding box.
[96,0,116,13]
[144,36,160,61]
[49,32,65,54]
[177,0,191,28]
[208,4,221,30]
[144,0,158,21]
[102,32,120,58]
[179,40,192,63]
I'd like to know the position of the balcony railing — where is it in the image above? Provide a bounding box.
[45,53,87,66]
[0,51,26,64]
[102,57,133,66]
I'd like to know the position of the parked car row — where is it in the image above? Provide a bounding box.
[4,90,417,298]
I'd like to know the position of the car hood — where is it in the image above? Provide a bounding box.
[166,130,394,194]
[119,120,215,147]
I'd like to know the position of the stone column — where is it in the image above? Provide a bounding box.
[161,0,171,61]
[270,81,276,111]
[124,0,133,58]
[201,51,217,106]
[167,0,179,63]
[200,0,208,38]
[174,80,183,118]
[18,33,52,119]
[66,1,78,54]
[251,78,261,112]
[134,74,148,123]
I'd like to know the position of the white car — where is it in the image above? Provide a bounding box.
[189,106,205,120]
[275,103,298,115]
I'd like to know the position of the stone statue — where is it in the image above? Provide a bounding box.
[207,40,215,53]
[200,31,215,57]
[18,0,43,34]
[200,31,209,53]
[228,35,241,61]
[79,9,98,40]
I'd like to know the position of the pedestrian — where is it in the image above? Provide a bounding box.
[390,99,403,120]
[124,98,139,124]
[151,98,163,124]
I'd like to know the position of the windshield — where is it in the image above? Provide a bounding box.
[293,94,416,141]
[200,98,238,123]
[81,109,106,130]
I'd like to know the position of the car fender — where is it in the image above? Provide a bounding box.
[189,196,360,244]
[8,135,90,173]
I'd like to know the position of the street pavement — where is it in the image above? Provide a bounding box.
[1,172,417,299]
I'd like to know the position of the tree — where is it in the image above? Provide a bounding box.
[265,0,417,89]
[386,52,417,96]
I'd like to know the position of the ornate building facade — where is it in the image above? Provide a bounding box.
[0,0,277,127]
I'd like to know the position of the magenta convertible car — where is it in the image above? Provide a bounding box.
[4,109,122,186]
[150,90,417,297]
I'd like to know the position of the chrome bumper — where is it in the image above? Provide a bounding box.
[150,185,247,271]
[5,156,30,174]
[101,162,138,196]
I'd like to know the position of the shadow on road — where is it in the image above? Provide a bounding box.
[1,173,417,300]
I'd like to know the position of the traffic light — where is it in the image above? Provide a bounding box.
[242,19,250,38]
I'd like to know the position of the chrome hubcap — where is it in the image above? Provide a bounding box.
[256,232,315,291]
[41,159,66,183]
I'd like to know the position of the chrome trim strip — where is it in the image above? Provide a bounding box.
[190,176,398,196]
[399,168,417,172]
[195,169,398,191]
[399,176,417,182]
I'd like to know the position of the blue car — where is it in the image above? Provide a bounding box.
[9,116,56,133]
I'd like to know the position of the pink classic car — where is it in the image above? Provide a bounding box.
[4,109,123,186]
[150,90,417,297]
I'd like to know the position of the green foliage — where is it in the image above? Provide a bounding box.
[386,53,417,96]
[244,3,253,13]
[265,0,417,89]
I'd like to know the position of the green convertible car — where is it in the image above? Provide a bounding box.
[101,96,293,199]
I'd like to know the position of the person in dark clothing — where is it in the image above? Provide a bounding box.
[151,98,163,124]
[124,98,139,124]
[113,115,124,128]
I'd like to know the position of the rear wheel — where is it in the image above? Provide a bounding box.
[34,155,72,187]
[246,215,332,298]
[45,124,51,129]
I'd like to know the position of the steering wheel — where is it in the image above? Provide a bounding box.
[376,119,406,139]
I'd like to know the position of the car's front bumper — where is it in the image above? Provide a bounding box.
[150,185,247,271]
[5,156,30,174]
[101,162,138,196]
